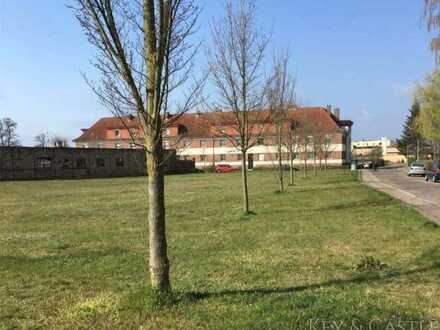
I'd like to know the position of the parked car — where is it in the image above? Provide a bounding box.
[425,162,440,182]
[281,164,300,171]
[215,164,235,173]
[362,161,373,169]
[407,163,426,177]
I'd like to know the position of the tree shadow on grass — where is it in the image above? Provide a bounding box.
[314,198,395,213]
[0,247,132,268]
[186,262,440,301]
[293,185,350,194]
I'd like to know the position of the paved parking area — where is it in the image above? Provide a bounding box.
[363,167,440,224]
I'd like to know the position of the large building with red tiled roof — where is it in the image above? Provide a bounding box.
[73,106,353,169]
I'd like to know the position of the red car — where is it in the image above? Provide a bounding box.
[215,164,235,173]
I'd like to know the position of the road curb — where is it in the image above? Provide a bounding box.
[362,170,440,225]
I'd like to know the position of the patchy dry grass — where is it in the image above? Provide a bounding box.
[1,170,440,329]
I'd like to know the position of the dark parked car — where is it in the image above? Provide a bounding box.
[281,164,300,171]
[425,163,440,182]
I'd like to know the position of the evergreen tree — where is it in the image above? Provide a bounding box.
[397,101,429,159]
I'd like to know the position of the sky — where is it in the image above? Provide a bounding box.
[0,0,436,146]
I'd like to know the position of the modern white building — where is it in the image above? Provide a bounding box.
[352,137,406,163]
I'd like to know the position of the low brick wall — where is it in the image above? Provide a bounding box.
[0,147,195,181]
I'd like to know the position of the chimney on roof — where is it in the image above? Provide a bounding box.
[326,105,332,113]
[333,108,341,119]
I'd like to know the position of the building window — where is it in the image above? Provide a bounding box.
[96,158,105,168]
[130,142,136,149]
[114,129,120,137]
[165,128,170,136]
[116,157,124,167]
[219,139,226,147]
[257,137,264,145]
[200,155,206,161]
[308,152,315,160]
[130,128,138,137]
[164,141,170,149]
[200,140,207,148]
[259,154,265,161]
[220,154,226,161]
[96,143,103,149]
[36,157,52,169]
[62,158,70,168]
[76,158,87,169]
[237,154,243,161]
[82,144,88,148]
[115,143,121,149]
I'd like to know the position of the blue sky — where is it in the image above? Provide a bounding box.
[0,0,436,145]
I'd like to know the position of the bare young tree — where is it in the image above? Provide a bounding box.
[34,133,51,147]
[321,134,337,171]
[52,136,69,148]
[0,118,20,147]
[296,116,313,179]
[266,52,296,192]
[72,0,202,292]
[207,0,269,213]
[283,118,300,186]
[309,119,327,174]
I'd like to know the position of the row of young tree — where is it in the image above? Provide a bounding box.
[398,69,440,161]
[396,0,440,162]
[406,1,440,161]
[72,0,341,293]
[0,117,69,148]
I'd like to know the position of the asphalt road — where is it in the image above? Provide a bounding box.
[374,167,440,204]
[363,167,440,223]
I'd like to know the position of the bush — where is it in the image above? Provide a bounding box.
[355,256,388,272]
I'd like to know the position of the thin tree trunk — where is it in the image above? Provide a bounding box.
[313,154,317,176]
[304,157,307,178]
[417,139,420,161]
[241,152,250,213]
[278,157,284,192]
[146,142,170,291]
[289,151,294,186]
[277,138,284,192]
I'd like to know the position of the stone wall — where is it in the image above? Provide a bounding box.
[0,147,195,181]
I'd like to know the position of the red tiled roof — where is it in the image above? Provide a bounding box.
[73,116,139,142]
[73,107,352,142]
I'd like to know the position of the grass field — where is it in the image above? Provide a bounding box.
[1,170,440,329]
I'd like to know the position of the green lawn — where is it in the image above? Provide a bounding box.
[1,170,439,329]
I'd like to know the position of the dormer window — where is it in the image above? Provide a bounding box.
[114,129,120,138]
